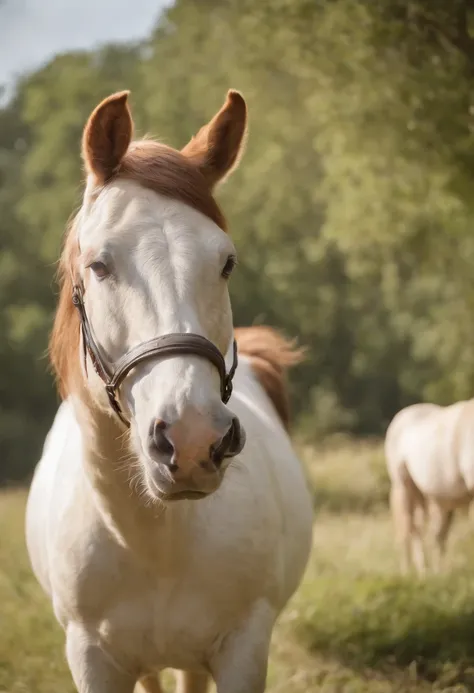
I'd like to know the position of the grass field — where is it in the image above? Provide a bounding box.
[2,439,474,692]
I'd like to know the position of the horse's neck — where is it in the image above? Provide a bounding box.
[73,398,174,550]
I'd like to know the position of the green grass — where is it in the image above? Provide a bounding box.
[2,440,474,692]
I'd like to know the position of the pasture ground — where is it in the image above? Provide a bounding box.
[2,440,474,692]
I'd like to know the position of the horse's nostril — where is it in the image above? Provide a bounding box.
[213,430,233,465]
[149,419,176,467]
[155,432,174,457]
[210,417,242,465]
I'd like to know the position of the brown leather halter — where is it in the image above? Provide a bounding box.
[72,284,238,428]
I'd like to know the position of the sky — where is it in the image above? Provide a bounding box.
[0,0,172,90]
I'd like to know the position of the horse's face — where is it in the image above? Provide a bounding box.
[74,91,247,501]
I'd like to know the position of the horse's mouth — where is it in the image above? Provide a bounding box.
[143,469,216,502]
[164,490,210,501]
[153,487,212,502]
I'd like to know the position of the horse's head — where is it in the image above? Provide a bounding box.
[51,90,248,501]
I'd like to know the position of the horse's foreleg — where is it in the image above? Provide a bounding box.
[411,519,427,577]
[430,503,454,573]
[390,480,426,577]
[66,623,136,693]
[210,600,274,693]
[390,482,412,574]
[175,670,210,693]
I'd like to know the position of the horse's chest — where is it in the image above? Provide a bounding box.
[53,491,276,670]
[97,574,241,671]
[57,530,264,671]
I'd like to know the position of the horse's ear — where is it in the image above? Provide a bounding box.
[181,90,247,188]
[82,91,133,185]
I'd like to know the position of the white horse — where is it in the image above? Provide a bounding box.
[385,400,474,576]
[25,90,313,693]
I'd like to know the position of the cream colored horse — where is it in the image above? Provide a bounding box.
[385,401,474,576]
[25,90,313,693]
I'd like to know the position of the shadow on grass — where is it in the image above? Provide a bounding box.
[296,574,474,687]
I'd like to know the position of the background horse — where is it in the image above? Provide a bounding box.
[25,90,313,693]
[385,401,474,575]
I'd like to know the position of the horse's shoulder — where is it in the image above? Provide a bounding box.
[386,403,440,438]
[447,398,474,438]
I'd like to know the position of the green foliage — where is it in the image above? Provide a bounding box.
[298,575,474,684]
[3,0,474,479]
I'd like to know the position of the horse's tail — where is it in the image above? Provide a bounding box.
[234,326,306,430]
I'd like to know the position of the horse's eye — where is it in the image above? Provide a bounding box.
[89,261,110,280]
[222,255,236,279]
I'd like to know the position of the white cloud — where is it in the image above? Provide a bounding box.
[0,0,172,87]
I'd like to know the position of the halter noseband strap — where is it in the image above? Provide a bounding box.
[72,284,237,428]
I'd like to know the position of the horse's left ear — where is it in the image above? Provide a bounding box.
[82,91,133,186]
[181,90,247,188]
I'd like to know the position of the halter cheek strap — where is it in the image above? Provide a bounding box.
[72,284,238,428]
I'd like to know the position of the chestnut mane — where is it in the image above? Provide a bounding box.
[234,326,305,429]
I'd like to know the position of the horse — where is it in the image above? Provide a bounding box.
[385,400,474,576]
[25,89,313,693]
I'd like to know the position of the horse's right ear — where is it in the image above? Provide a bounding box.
[181,90,247,188]
[82,91,133,186]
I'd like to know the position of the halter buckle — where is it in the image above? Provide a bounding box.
[105,385,122,414]
[222,379,233,404]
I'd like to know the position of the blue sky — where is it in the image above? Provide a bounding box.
[0,0,171,89]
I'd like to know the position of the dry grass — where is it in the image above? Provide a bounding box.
[2,439,474,692]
